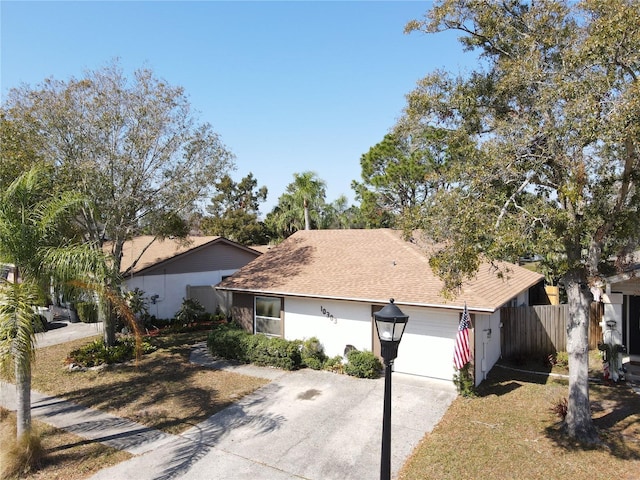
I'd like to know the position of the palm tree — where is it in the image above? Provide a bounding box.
[0,166,94,439]
[321,195,357,230]
[0,280,40,438]
[287,171,327,231]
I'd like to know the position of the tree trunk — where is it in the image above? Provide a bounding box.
[100,299,116,347]
[304,208,311,230]
[564,269,600,444]
[303,200,311,230]
[15,355,31,439]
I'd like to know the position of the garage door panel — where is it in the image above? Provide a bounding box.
[393,312,457,380]
[404,318,456,338]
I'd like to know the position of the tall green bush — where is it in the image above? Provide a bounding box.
[344,350,382,379]
[207,323,252,362]
[300,337,328,370]
[175,298,206,324]
[248,336,302,370]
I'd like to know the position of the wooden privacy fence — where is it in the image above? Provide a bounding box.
[500,303,603,358]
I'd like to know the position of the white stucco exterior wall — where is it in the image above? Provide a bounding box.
[283,298,460,382]
[473,311,501,385]
[268,295,521,383]
[284,298,373,358]
[124,269,238,320]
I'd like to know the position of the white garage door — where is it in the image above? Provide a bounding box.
[391,308,458,381]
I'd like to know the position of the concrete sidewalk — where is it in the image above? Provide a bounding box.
[35,319,103,348]
[0,381,177,455]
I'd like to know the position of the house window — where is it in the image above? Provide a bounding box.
[255,296,282,336]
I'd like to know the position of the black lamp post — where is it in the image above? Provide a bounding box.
[374,298,409,480]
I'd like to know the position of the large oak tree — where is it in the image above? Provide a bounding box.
[403,0,639,443]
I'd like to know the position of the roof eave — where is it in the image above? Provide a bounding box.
[215,286,497,313]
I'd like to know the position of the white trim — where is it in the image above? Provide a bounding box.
[218,288,497,314]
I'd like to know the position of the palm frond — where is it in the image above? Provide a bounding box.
[36,191,86,236]
[0,280,39,376]
[41,244,110,286]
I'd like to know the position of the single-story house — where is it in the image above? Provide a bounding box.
[599,251,640,362]
[216,229,544,385]
[116,236,262,320]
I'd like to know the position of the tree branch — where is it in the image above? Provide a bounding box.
[495,175,531,228]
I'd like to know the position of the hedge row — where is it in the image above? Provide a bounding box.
[206,323,302,370]
[207,323,382,378]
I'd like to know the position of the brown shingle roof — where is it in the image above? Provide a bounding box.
[217,229,544,312]
[111,235,222,275]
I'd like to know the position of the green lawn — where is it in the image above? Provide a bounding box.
[399,360,640,480]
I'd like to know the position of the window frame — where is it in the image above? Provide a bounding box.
[254,296,282,337]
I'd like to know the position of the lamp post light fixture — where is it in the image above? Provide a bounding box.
[374,298,409,480]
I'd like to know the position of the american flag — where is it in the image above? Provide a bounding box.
[453,303,472,370]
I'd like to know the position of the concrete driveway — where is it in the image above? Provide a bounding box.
[90,367,456,480]
[36,319,103,348]
[27,322,456,479]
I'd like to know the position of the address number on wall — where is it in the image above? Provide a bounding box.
[320,306,337,324]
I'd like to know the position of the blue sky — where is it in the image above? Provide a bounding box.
[1,1,475,215]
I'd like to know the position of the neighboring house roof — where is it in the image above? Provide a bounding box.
[248,244,274,254]
[111,235,262,276]
[604,250,640,294]
[217,229,544,313]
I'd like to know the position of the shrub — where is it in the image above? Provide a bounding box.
[247,336,302,370]
[453,363,476,397]
[344,350,382,379]
[75,302,98,323]
[67,337,157,367]
[300,337,328,370]
[207,324,302,370]
[323,355,344,374]
[174,298,206,325]
[207,323,252,362]
[126,288,149,318]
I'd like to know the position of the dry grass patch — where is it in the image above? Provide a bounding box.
[399,365,640,480]
[31,331,269,434]
[0,409,130,480]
